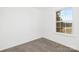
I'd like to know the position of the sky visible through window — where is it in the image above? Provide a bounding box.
[60,8,72,23]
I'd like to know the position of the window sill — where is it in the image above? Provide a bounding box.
[55,32,73,37]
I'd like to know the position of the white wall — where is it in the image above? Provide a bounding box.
[0,7,42,50]
[43,7,79,50]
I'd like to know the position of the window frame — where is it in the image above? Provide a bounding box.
[55,8,73,36]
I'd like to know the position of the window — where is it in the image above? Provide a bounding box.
[56,8,72,34]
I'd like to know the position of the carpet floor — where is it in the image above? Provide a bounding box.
[1,38,78,52]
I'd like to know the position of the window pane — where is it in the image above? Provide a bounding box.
[56,28,61,32]
[65,29,72,34]
[59,8,72,23]
[56,22,61,28]
[56,11,62,21]
[61,22,65,33]
[65,23,72,33]
[65,23,72,27]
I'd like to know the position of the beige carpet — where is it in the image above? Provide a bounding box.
[1,38,78,52]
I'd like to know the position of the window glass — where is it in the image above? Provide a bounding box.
[56,8,72,34]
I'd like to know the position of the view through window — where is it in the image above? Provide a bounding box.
[56,8,72,34]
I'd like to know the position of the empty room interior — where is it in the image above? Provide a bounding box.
[0,7,79,52]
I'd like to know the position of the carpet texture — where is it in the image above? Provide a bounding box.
[1,38,78,52]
